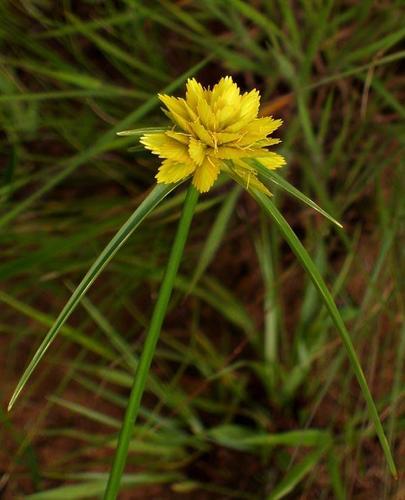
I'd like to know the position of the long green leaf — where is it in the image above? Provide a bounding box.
[188,185,241,292]
[249,159,343,228]
[268,445,327,500]
[48,396,121,429]
[116,127,165,136]
[250,189,397,478]
[8,183,179,411]
[208,424,328,452]
[25,473,180,500]
[0,291,116,361]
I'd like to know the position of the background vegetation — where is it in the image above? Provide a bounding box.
[1,1,404,498]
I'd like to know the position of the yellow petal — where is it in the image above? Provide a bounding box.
[165,130,190,145]
[158,94,189,119]
[140,133,191,163]
[140,132,166,152]
[216,104,240,129]
[192,157,221,193]
[243,117,283,137]
[162,109,193,134]
[235,134,280,148]
[227,160,272,195]
[190,119,215,147]
[231,136,281,148]
[228,118,282,146]
[239,89,260,121]
[233,170,271,196]
[197,97,217,130]
[213,146,271,160]
[156,159,195,184]
[256,152,286,169]
[224,118,251,133]
[203,88,212,103]
[184,101,198,121]
[212,147,246,159]
[186,78,205,111]
[246,175,271,195]
[188,138,206,165]
[222,90,261,133]
[252,138,281,147]
[211,76,240,106]
[215,131,242,145]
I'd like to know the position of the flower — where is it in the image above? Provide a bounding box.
[140,76,285,193]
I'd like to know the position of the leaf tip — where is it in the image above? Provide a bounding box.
[8,383,24,411]
[7,394,17,412]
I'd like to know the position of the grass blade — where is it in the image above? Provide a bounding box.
[104,185,199,499]
[188,185,241,292]
[8,183,179,411]
[250,189,397,478]
[116,127,165,136]
[249,159,343,228]
[0,291,116,361]
[268,445,328,500]
[48,396,121,429]
[209,425,328,451]
[25,473,180,499]
[0,57,210,229]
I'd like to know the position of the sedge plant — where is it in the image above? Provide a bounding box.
[8,76,397,499]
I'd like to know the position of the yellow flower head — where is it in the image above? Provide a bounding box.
[140,76,285,193]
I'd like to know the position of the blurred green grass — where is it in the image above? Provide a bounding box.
[0,1,404,498]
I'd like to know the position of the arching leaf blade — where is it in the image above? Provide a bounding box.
[250,188,397,478]
[8,183,180,411]
[249,159,343,228]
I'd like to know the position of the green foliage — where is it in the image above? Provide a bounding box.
[1,1,403,499]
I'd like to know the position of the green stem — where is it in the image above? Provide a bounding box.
[104,185,199,499]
